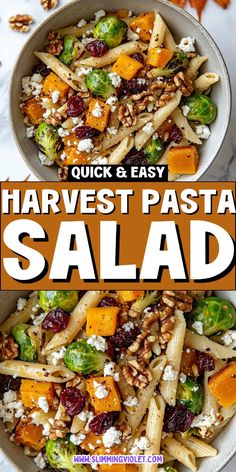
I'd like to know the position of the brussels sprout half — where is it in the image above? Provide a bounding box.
[187,296,236,336]
[144,137,164,164]
[177,376,203,414]
[46,437,87,472]
[86,69,116,99]
[94,15,128,48]
[12,324,37,362]
[183,93,217,124]
[59,35,78,66]
[64,340,108,375]
[153,51,188,78]
[35,122,62,162]
[161,466,178,472]
[38,291,79,312]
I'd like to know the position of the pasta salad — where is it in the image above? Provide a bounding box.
[20,9,219,181]
[0,290,236,472]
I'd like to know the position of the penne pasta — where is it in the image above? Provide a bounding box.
[0,292,38,334]
[78,41,148,67]
[194,72,220,92]
[0,360,75,383]
[186,55,208,79]
[185,329,236,358]
[161,437,197,471]
[56,22,96,38]
[171,107,202,144]
[164,27,177,50]
[108,135,134,164]
[175,434,217,457]
[103,113,152,150]
[149,12,167,50]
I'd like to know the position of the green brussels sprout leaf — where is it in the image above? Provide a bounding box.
[64,340,108,375]
[153,51,188,78]
[177,376,203,414]
[38,291,79,312]
[46,437,87,472]
[59,35,78,66]
[94,15,128,48]
[12,323,37,362]
[182,93,217,124]
[86,69,116,99]
[144,137,164,164]
[35,123,62,162]
[187,297,236,336]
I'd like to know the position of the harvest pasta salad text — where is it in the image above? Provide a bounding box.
[0,290,236,471]
[20,9,219,180]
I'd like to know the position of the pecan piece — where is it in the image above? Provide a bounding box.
[122,359,152,389]
[0,332,19,361]
[45,32,63,55]
[127,331,155,365]
[41,0,58,11]
[173,72,194,97]
[118,103,138,127]
[49,419,69,440]
[8,14,33,33]
[162,290,193,312]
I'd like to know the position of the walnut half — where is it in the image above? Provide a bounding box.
[8,15,34,33]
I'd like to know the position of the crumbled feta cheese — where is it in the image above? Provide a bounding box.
[77,19,87,27]
[48,347,66,365]
[22,73,43,97]
[17,297,27,311]
[108,72,122,88]
[93,381,109,399]
[42,421,52,436]
[137,78,146,85]
[128,10,133,17]
[102,427,122,448]
[78,409,92,422]
[127,28,140,41]
[34,453,47,470]
[222,330,236,348]
[130,436,149,453]
[0,391,24,423]
[38,396,49,413]
[123,321,134,332]
[163,365,178,381]
[107,126,118,135]
[85,411,95,432]
[191,409,219,429]
[186,348,190,353]
[104,362,120,382]
[92,101,103,117]
[30,411,42,426]
[195,124,211,140]
[106,95,118,112]
[58,127,70,138]
[123,396,138,407]
[178,37,196,53]
[92,156,109,165]
[179,372,187,383]
[142,122,154,134]
[77,67,93,77]
[94,9,106,21]
[33,312,47,326]
[26,126,35,139]
[192,321,203,335]
[51,90,60,104]
[78,138,94,152]
[70,433,86,445]
[182,105,190,117]
[4,391,17,402]
[87,335,107,351]
[38,151,54,167]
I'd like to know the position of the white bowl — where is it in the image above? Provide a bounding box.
[0,290,235,472]
[10,0,231,181]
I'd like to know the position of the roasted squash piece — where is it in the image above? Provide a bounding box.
[208,362,236,407]
[86,376,121,412]
[86,307,119,336]
[167,146,199,174]
[63,148,88,165]
[43,72,69,103]
[130,12,155,41]
[86,98,111,132]
[119,291,144,303]
[21,97,45,125]
[14,419,45,451]
[112,54,143,80]
[147,48,174,68]
[20,379,54,408]
[81,432,103,451]
[100,465,126,472]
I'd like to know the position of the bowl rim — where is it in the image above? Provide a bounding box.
[9,0,232,182]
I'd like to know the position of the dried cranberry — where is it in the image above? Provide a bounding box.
[169,124,182,143]
[109,325,140,349]
[75,126,100,139]
[89,412,119,435]
[0,375,21,393]
[196,351,215,376]
[131,53,145,64]
[122,149,147,165]
[163,404,195,433]
[86,40,108,57]
[42,308,70,333]
[67,95,85,117]
[99,296,120,308]
[106,340,116,360]
[32,63,51,77]
[123,78,147,95]
[60,387,85,416]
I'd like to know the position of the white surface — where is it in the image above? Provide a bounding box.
[0,0,235,181]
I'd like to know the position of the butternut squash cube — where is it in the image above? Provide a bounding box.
[208,362,236,407]
[86,98,111,132]
[81,432,103,451]
[100,466,126,472]
[167,146,199,174]
[86,376,121,412]
[130,12,155,41]
[147,48,174,68]
[112,54,143,81]
[14,419,45,451]
[20,379,54,408]
[63,148,88,165]
[86,307,119,336]
[43,72,69,103]
[119,291,144,303]
[21,98,45,125]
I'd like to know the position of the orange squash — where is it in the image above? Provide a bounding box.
[130,12,155,41]
[86,98,111,132]
[81,432,103,451]
[147,48,174,68]
[167,146,199,174]
[21,98,45,125]
[86,307,119,336]
[63,148,88,165]
[14,419,45,451]
[86,376,121,412]
[20,379,54,408]
[118,291,144,303]
[43,72,69,103]
[208,362,236,407]
[112,54,143,81]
